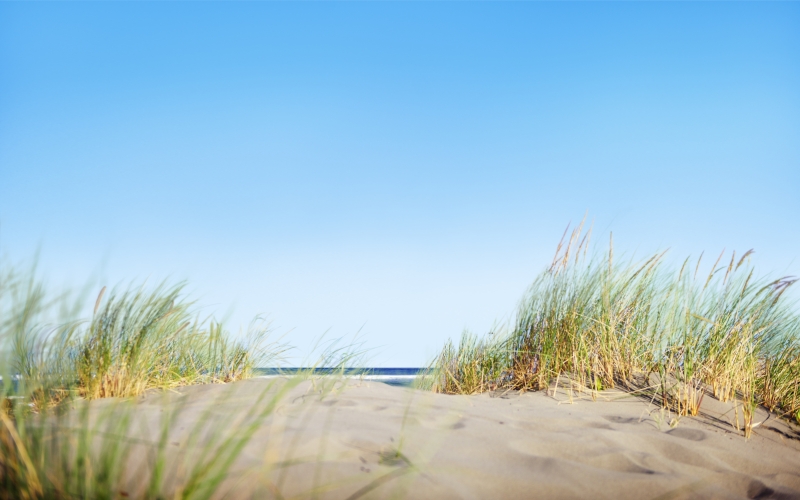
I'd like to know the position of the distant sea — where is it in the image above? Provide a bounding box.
[254,368,424,387]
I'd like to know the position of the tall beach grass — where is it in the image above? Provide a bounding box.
[0,258,380,499]
[421,222,800,436]
[1,262,287,406]
[0,260,295,498]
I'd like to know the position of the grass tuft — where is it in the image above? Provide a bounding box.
[422,223,800,435]
[0,260,295,498]
[2,266,288,406]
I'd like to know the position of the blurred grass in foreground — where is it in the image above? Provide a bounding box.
[0,260,299,498]
[420,220,800,437]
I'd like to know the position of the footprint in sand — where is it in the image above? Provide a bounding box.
[591,453,658,475]
[587,422,614,430]
[747,480,775,499]
[322,399,358,407]
[666,428,706,441]
[603,415,638,424]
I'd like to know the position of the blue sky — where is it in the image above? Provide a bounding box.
[1,2,798,366]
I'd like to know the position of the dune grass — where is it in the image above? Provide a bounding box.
[0,260,297,498]
[421,222,800,436]
[0,377,309,500]
[1,262,287,407]
[4,220,799,497]
[0,259,381,499]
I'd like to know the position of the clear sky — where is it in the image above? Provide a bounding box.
[1,2,798,366]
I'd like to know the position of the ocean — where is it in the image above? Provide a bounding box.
[254,367,424,387]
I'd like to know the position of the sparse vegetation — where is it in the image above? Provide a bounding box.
[0,260,294,498]
[421,221,800,437]
[3,215,800,499]
[1,262,287,407]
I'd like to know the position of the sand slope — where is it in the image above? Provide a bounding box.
[98,377,800,499]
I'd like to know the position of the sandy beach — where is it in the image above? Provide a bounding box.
[77,377,800,499]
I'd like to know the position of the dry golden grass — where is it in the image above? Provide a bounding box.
[421,221,800,437]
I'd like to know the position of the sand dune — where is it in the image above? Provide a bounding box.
[96,378,800,499]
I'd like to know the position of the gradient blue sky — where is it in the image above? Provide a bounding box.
[1,2,798,366]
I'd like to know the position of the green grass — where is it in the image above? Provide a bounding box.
[0,258,383,499]
[421,222,800,436]
[1,262,288,406]
[4,219,799,498]
[0,378,306,500]
[0,260,299,498]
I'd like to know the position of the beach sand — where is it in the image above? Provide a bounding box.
[86,377,800,499]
